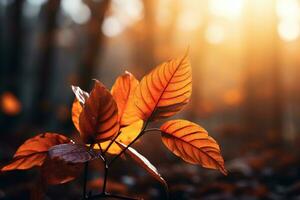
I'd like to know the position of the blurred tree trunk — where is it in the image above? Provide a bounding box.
[186,0,209,121]
[0,0,25,132]
[242,0,283,147]
[133,0,156,76]
[79,0,111,90]
[5,0,25,94]
[34,0,61,126]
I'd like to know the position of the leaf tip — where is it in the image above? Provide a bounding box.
[221,167,228,176]
[124,70,131,75]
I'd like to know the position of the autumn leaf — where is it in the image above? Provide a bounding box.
[160,120,227,175]
[111,71,140,126]
[133,54,192,121]
[98,120,143,155]
[79,80,119,144]
[49,143,98,163]
[71,86,89,133]
[116,141,168,190]
[72,99,82,133]
[42,157,83,185]
[71,85,89,105]
[1,133,70,171]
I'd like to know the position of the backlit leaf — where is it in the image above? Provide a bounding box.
[160,120,227,175]
[111,71,140,126]
[79,80,119,143]
[72,99,82,133]
[1,133,70,171]
[49,143,98,163]
[99,120,143,155]
[134,54,192,121]
[116,141,168,189]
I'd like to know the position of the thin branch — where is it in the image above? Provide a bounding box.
[108,121,150,166]
[97,143,103,154]
[83,162,89,199]
[104,130,122,153]
[102,161,108,194]
[142,128,161,135]
[88,193,142,200]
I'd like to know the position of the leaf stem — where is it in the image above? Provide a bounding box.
[88,192,141,200]
[102,161,108,194]
[104,130,122,153]
[108,121,150,166]
[142,128,161,135]
[83,161,89,199]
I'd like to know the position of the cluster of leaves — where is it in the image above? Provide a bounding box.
[1,54,227,199]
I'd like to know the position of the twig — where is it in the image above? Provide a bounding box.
[104,130,122,153]
[98,142,103,154]
[83,161,89,199]
[102,161,108,193]
[142,128,161,135]
[108,121,150,166]
[88,192,142,200]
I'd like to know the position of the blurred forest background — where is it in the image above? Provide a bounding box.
[1,0,300,199]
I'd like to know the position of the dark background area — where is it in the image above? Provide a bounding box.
[1,0,300,199]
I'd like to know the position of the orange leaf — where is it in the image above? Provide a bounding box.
[134,54,192,121]
[111,71,140,126]
[72,99,82,133]
[71,86,89,133]
[1,133,70,171]
[79,80,119,143]
[116,141,168,190]
[160,120,227,175]
[98,120,143,154]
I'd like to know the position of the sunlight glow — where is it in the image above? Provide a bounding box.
[62,0,91,24]
[102,16,124,38]
[156,0,173,27]
[177,11,202,31]
[205,23,225,44]
[276,0,300,42]
[209,0,244,20]
[176,1,203,31]
[112,0,144,26]
[278,20,300,42]
[102,0,143,37]
[276,0,300,20]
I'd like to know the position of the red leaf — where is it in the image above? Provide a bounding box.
[79,80,119,143]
